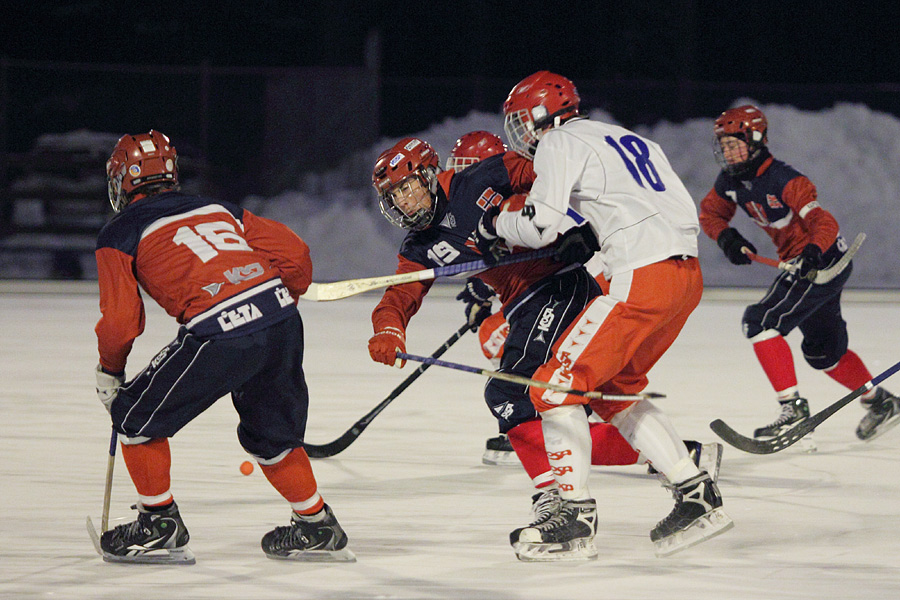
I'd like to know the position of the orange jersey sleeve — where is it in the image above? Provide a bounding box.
[502,151,536,193]
[241,210,313,301]
[95,246,146,374]
[698,188,737,243]
[371,255,433,334]
[781,176,839,253]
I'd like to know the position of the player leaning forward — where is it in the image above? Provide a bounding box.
[475,71,733,558]
[93,131,353,563]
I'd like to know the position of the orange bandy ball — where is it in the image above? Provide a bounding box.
[240,461,254,476]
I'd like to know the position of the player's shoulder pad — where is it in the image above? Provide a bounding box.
[712,171,736,200]
[448,154,513,197]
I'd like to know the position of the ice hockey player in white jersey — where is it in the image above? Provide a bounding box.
[472,71,733,559]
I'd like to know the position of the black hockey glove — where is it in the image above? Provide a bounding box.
[797,243,824,279]
[456,277,496,332]
[472,205,508,264]
[717,227,757,265]
[554,223,600,264]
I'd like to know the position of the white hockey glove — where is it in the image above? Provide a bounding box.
[95,364,125,412]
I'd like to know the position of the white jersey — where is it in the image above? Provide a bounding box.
[495,118,699,278]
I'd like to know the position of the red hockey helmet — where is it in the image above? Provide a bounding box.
[106,130,178,212]
[445,131,507,172]
[502,71,580,158]
[372,137,441,230]
[713,105,768,175]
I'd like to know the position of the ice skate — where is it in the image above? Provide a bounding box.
[856,388,900,441]
[754,396,816,452]
[482,433,519,466]
[261,504,356,562]
[510,497,598,561]
[648,440,723,485]
[651,473,733,557]
[94,502,195,564]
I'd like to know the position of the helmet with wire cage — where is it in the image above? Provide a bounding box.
[502,71,580,159]
[445,131,507,172]
[372,137,441,230]
[106,130,178,212]
[713,105,768,175]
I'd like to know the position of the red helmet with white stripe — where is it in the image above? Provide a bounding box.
[372,137,441,230]
[713,105,768,175]
[502,71,580,159]
[106,130,178,212]
[446,131,507,172]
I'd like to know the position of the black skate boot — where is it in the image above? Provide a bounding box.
[97,502,195,564]
[510,497,598,561]
[856,388,900,441]
[754,396,816,451]
[482,433,518,466]
[261,504,356,562]
[651,472,733,557]
[648,440,723,484]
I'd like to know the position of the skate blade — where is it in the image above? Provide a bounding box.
[87,515,196,564]
[653,508,734,557]
[513,537,598,562]
[103,547,196,565]
[265,547,357,563]
[482,450,520,466]
[699,443,723,482]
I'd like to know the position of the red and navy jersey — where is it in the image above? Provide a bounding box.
[95,191,312,373]
[699,156,839,261]
[372,154,563,333]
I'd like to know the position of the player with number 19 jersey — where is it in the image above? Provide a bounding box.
[372,153,565,332]
[95,191,312,374]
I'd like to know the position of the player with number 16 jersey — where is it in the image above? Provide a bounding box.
[93,130,353,564]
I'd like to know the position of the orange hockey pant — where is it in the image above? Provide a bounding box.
[530,257,702,420]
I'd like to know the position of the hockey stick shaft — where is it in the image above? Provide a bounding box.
[300,247,556,301]
[304,323,471,458]
[101,427,117,532]
[743,232,865,284]
[396,352,664,401]
[710,355,900,454]
[744,250,793,272]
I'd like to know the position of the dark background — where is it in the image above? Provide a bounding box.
[2,0,899,200]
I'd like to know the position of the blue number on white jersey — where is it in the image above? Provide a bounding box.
[605,135,666,192]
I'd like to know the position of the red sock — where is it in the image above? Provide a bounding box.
[589,422,639,465]
[825,350,872,390]
[260,447,323,514]
[506,420,551,484]
[120,438,171,500]
[752,334,797,393]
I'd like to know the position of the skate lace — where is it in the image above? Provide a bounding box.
[766,402,799,428]
[266,524,311,552]
[531,490,560,523]
[108,515,153,545]
[533,503,575,532]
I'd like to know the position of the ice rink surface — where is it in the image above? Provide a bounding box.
[2,284,899,599]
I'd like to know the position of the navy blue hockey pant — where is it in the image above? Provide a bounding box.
[742,262,853,369]
[110,314,309,460]
[486,267,601,433]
